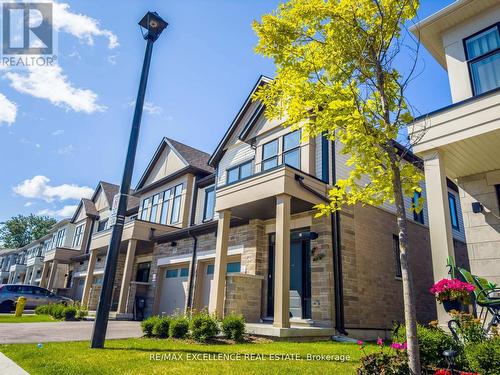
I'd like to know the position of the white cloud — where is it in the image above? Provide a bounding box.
[24,202,35,207]
[0,93,17,125]
[107,54,118,66]
[129,100,163,115]
[52,129,64,136]
[38,205,77,218]
[5,65,106,113]
[13,175,93,202]
[55,144,75,156]
[52,2,119,49]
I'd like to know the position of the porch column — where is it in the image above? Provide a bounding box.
[47,260,59,291]
[39,262,49,288]
[81,250,97,307]
[23,267,31,284]
[274,194,291,328]
[209,209,231,317]
[30,266,38,285]
[117,240,137,314]
[422,151,456,324]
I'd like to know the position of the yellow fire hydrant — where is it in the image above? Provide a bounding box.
[15,296,27,317]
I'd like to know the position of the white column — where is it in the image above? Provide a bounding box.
[423,150,456,324]
[81,250,97,307]
[47,260,59,291]
[30,266,38,285]
[209,209,231,317]
[117,240,137,314]
[274,194,291,328]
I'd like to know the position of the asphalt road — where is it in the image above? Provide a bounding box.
[0,320,143,344]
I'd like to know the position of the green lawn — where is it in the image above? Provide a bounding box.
[0,314,55,323]
[0,338,377,374]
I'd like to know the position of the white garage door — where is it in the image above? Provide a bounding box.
[201,263,214,310]
[159,267,189,316]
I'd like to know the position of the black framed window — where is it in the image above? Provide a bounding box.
[393,235,402,279]
[226,160,252,184]
[72,224,85,248]
[136,262,151,282]
[283,130,301,169]
[159,188,172,225]
[149,193,162,223]
[97,219,108,232]
[412,191,424,224]
[448,192,460,231]
[262,139,279,171]
[203,186,215,221]
[56,228,66,247]
[170,183,183,224]
[464,24,500,95]
[139,197,150,221]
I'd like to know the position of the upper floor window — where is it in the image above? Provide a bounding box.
[448,192,459,231]
[226,160,252,184]
[56,228,66,247]
[465,25,500,95]
[159,189,172,225]
[139,197,151,221]
[262,139,279,171]
[72,224,85,248]
[97,219,108,232]
[203,186,215,221]
[170,183,184,224]
[149,193,161,223]
[283,130,301,169]
[412,191,424,225]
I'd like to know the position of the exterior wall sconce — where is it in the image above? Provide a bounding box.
[472,202,483,213]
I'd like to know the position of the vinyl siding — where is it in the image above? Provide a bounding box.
[216,142,255,187]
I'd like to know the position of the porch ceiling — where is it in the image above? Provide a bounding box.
[441,128,500,179]
[229,196,316,220]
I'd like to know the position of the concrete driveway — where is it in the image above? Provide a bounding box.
[0,321,143,344]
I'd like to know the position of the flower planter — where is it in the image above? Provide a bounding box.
[442,299,462,313]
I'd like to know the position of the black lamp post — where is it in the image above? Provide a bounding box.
[90,11,168,349]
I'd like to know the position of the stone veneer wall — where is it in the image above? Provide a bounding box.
[341,203,437,330]
[224,274,263,322]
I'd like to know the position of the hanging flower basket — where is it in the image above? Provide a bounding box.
[430,278,475,312]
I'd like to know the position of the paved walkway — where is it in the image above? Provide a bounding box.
[0,321,143,344]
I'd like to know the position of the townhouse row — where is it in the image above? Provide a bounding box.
[2,0,498,338]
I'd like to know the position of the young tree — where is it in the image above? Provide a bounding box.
[0,214,57,249]
[253,0,423,372]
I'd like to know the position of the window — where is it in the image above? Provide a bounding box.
[448,192,459,231]
[227,262,241,273]
[393,235,402,279]
[465,25,500,95]
[135,262,151,282]
[180,268,189,277]
[160,189,172,225]
[56,228,66,247]
[283,130,301,169]
[139,198,150,221]
[166,269,178,278]
[97,219,108,232]
[262,139,279,171]
[226,160,253,184]
[412,191,424,224]
[206,264,214,275]
[203,186,215,221]
[149,193,161,223]
[72,224,85,248]
[170,184,183,224]
[496,184,500,211]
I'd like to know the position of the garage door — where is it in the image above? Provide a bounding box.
[159,267,189,316]
[200,261,241,310]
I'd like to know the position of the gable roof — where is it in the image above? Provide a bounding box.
[70,198,99,223]
[136,137,213,190]
[208,75,272,167]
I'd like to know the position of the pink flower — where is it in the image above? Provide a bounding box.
[391,342,402,350]
[430,278,475,295]
[357,340,363,345]
[402,342,407,350]
[377,337,384,346]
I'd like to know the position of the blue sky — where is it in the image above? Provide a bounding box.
[0,0,455,222]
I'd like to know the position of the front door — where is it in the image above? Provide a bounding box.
[267,230,312,319]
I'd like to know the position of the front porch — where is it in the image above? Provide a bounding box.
[245,322,335,338]
[210,164,332,329]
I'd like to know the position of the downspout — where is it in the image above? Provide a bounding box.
[331,139,347,335]
[186,175,200,310]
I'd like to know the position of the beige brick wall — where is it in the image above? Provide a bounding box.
[224,274,263,322]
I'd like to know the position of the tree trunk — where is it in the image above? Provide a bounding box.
[389,149,421,375]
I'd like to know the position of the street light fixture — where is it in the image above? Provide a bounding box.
[90,11,168,349]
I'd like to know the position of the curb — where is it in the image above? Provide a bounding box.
[0,352,29,374]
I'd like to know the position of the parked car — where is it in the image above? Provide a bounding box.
[0,284,73,312]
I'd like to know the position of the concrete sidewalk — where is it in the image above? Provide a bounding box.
[0,321,142,344]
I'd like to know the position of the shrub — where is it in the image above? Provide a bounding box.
[50,304,66,320]
[35,304,49,315]
[357,352,409,375]
[152,316,171,338]
[221,314,245,341]
[75,307,88,320]
[189,311,219,342]
[141,315,161,337]
[464,337,500,375]
[449,311,486,344]
[393,323,461,369]
[169,316,189,339]
[62,306,77,321]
